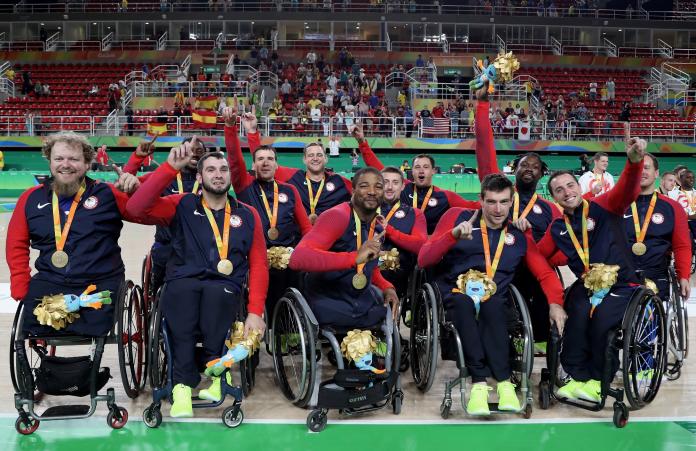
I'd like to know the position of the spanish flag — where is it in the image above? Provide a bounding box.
[192,110,217,128]
[196,96,218,110]
[147,122,167,136]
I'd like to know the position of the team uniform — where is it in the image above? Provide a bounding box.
[578,170,615,196]
[126,161,268,388]
[537,158,644,382]
[288,203,394,328]
[225,124,312,314]
[7,178,149,336]
[246,131,352,220]
[359,141,479,234]
[418,208,563,382]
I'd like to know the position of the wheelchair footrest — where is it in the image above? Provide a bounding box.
[42,404,90,417]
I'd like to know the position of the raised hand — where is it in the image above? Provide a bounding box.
[624,122,647,163]
[475,79,489,102]
[113,164,141,194]
[241,104,258,134]
[166,142,194,171]
[452,210,479,240]
[135,135,158,157]
[351,120,365,143]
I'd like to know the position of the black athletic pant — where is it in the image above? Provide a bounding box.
[161,277,240,388]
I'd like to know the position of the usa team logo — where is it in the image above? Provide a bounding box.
[83,196,99,210]
[395,210,405,219]
[505,233,515,246]
[230,215,243,228]
[278,193,289,203]
[651,213,664,224]
[587,217,596,231]
[326,182,336,192]
[428,198,438,207]
[532,204,543,214]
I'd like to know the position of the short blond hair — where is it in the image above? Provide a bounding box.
[41,131,95,163]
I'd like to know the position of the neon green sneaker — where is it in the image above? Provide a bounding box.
[466,384,492,416]
[280,333,301,353]
[576,379,601,403]
[375,341,387,357]
[556,379,585,400]
[199,372,233,402]
[633,369,654,382]
[497,380,521,411]
[534,342,548,354]
[170,384,193,418]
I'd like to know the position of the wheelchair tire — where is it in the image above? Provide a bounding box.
[10,303,55,399]
[622,289,666,410]
[117,280,147,399]
[508,285,535,386]
[410,283,439,392]
[240,352,257,396]
[15,416,39,435]
[107,407,129,429]
[143,405,163,429]
[307,409,327,433]
[539,380,551,410]
[222,405,244,428]
[613,402,629,428]
[271,292,317,407]
[148,294,168,390]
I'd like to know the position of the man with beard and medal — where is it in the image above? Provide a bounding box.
[122,135,211,294]
[222,106,312,318]
[536,126,647,404]
[7,131,150,337]
[473,79,562,350]
[418,174,564,416]
[289,167,399,328]
[353,123,479,234]
[241,104,352,224]
[621,153,691,301]
[126,143,268,419]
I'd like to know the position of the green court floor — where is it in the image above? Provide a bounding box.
[6,419,695,451]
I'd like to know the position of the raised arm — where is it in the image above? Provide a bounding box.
[474,97,500,181]
[666,196,692,282]
[241,107,298,183]
[223,119,255,193]
[122,139,157,175]
[386,208,427,255]
[443,189,480,210]
[246,205,270,316]
[6,186,40,301]
[417,208,466,268]
[523,232,564,305]
[593,133,646,216]
[289,184,312,235]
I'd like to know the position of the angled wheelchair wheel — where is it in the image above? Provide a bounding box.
[148,291,168,390]
[666,268,688,380]
[10,303,55,399]
[239,350,258,396]
[507,285,534,388]
[623,289,666,409]
[271,290,316,407]
[410,283,439,392]
[117,280,147,398]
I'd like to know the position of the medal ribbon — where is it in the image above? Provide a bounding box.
[202,198,231,262]
[354,209,377,277]
[513,192,538,221]
[564,200,590,272]
[306,176,325,216]
[52,185,86,253]
[480,217,507,281]
[259,181,279,230]
[630,192,657,245]
[177,173,199,194]
[412,185,434,211]
[384,201,401,223]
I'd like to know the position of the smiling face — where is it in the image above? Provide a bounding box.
[661,173,677,193]
[197,155,231,195]
[186,140,207,171]
[515,154,543,189]
[549,173,583,211]
[253,148,278,182]
[382,171,404,203]
[303,144,327,176]
[594,155,609,172]
[640,156,658,192]
[412,156,435,188]
[49,142,90,195]
[352,171,384,213]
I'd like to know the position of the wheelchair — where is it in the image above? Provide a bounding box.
[538,281,667,428]
[665,266,689,380]
[142,282,255,429]
[269,287,403,432]
[409,282,534,419]
[10,279,142,435]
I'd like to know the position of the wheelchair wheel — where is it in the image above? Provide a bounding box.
[148,293,168,390]
[239,352,258,397]
[622,289,666,409]
[666,268,689,380]
[410,283,439,392]
[117,280,147,399]
[10,303,55,398]
[507,285,534,387]
[271,290,317,407]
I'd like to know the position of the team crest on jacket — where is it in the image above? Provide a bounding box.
[651,213,664,224]
[326,182,336,192]
[504,233,515,245]
[230,215,243,228]
[532,204,543,214]
[587,217,596,231]
[278,193,289,203]
[428,198,438,207]
[395,210,406,219]
[83,196,99,210]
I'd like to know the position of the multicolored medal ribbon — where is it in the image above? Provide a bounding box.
[202,198,233,275]
[176,173,199,194]
[352,209,377,290]
[412,186,433,211]
[629,192,657,256]
[259,181,280,240]
[51,184,86,268]
[513,192,538,221]
[306,176,325,224]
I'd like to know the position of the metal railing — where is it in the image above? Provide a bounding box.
[101,32,114,51]
[157,32,168,51]
[496,34,506,54]
[448,42,498,54]
[566,119,695,142]
[128,80,247,98]
[550,36,563,56]
[45,32,60,52]
[657,39,674,59]
[603,38,617,57]
[50,40,102,51]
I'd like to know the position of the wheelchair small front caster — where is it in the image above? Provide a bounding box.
[307,409,328,432]
[613,402,629,428]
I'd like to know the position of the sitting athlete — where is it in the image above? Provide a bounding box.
[223,106,312,315]
[536,129,647,402]
[241,104,352,224]
[122,136,210,294]
[6,131,148,337]
[353,124,479,234]
[622,153,691,301]
[288,167,400,328]
[126,143,268,418]
[418,174,565,415]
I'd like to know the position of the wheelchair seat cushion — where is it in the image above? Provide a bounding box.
[35,355,110,397]
[332,368,389,389]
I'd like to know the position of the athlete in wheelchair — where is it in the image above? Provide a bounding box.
[414,174,565,418]
[272,168,403,432]
[126,142,268,426]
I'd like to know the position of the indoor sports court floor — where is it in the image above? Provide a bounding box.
[1,220,695,450]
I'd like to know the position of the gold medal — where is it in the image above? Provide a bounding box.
[217,259,233,275]
[51,250,69,268]
[632,242,647,256]
[352,273,367,290]
[268,227,279,240]
[309,213,318,224]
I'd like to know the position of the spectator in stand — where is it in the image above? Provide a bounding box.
[605,77,616,102]
[33,81,43,98]
[432,101,445,118]
[589,81,598,100]
[306,49,317,66]
[397,90,407,107]
[416,54,425,68]
[280,78,292,103]
[40,27,48,43]
[619,102,631,122]
[21,71,32,95]
[329,135,340,157]
[555,95,565,112]
[603,112,614,138]
[42,84,51,97]
[120,0,128,11]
